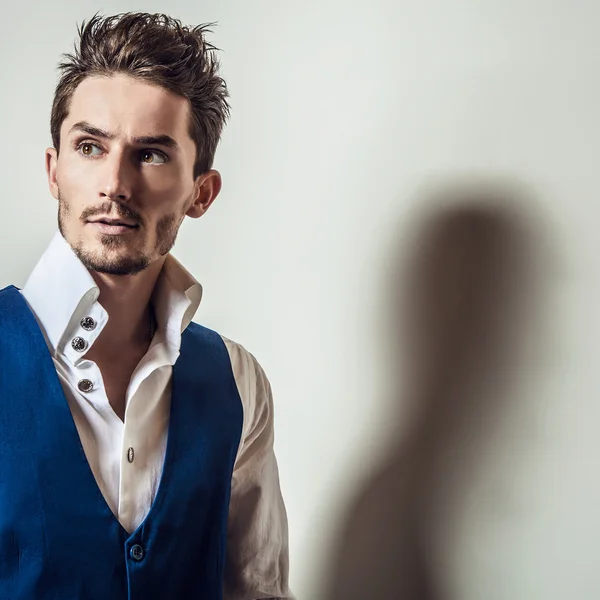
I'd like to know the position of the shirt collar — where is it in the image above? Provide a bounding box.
[21,231,202,358]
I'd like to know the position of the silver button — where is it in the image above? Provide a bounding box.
[80,317,96,331]
[127,447,135,463]
[78,379,93,393]
[71,337,87,352]
[130,544,144,561]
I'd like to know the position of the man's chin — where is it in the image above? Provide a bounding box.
[89,262,150,276]
[82,256,151,277]
[73,241,151,276]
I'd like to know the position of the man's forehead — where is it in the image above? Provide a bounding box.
[65,74,190,139]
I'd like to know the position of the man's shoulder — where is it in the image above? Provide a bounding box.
[190,323,271,402]
[185,321,266,378]
[220,333,266,385]
[0,285,30,322]
[185,321,242,353]
[216,334,273,431]
[190,322,266,395]
[0,285,22,302]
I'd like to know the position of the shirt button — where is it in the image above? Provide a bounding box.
[77,379,93,393]
[130,544,145,561]
[71,337,87,352]
[80,316,96,331]
[127,447,135,463]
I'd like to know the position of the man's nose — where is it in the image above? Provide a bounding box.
[98,153,135,202]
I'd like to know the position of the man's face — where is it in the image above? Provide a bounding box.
[46,74,217,275]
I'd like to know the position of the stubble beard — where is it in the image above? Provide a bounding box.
[57,190,182,276]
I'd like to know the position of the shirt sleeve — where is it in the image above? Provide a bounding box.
[221,337,294,600]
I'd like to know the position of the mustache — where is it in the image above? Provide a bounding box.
[80,202,143,226]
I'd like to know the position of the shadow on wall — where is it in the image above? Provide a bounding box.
[321,180,555,600]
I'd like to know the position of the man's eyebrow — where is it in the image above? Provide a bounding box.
[69,121,113,140]
[68,121,180,150]
[133,134,180,150]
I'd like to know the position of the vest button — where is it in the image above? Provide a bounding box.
[130,544,145,561]
[77,379,93,393]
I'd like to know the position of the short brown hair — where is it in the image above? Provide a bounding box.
[50,12,230,178]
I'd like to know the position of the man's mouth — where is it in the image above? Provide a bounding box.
[86,218,140,235]
[88,218,139,228]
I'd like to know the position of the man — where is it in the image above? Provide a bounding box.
[0,12,292,600]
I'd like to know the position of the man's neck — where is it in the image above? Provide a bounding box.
[89,257,165,352]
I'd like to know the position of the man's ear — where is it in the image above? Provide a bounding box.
[186,170,222,219]
[45,147,60,200]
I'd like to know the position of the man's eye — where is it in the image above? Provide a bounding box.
[78,142,102,157]
[140,150,167,164]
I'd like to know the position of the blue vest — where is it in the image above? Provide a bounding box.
[0,285,244,600]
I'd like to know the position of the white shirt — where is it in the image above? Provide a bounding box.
[20,231,292,600]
